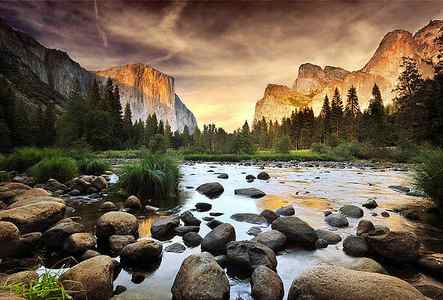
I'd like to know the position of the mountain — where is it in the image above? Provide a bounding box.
[0,19,197,132]
[96,64,197,132]
[254,20,443,123]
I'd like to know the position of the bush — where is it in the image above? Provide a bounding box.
[31,157,79,183]
[3,147,65,172]
[414,149,443,212]
[77,159,110,175]
[311,143,331,154]
[118,153,179,200]
[275,136,291,153]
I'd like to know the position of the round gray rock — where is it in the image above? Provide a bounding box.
[271,217,318,249]
[201,223,236,255]
[253,230,287,251]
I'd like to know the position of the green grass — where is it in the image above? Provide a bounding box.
[414,149,443,212]
[1,271,72,300]
[2,148,66,172]
[118,153,179,200]
[31,157,79,183]
[77,158,110,175]
[97,149,142,159]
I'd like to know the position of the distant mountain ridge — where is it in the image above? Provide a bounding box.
[254,20,443,123]
[0,19,197,132]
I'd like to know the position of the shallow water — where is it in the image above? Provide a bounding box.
[60,162,443,299]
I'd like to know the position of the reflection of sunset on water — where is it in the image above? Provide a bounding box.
[138,215,161,238]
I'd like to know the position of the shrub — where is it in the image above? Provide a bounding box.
[3,148,65,172]
[118,153,179,200]
[77,159,110,175]
[2,270,73,300]
[414,149,443,212]
[311,143,331,154]
[31,157,79,183]
[275,136,291,153]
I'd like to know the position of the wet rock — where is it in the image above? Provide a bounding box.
[100,201,118,211]
[201,223,236,255]
[14,232,42,257]
[217,173,229,179]
[0,201,65,233]
[288,264,426,300]
[339,205,364,218]
[80,249,101,261]
[271,217,318,249]
[203,216,214,221]
[381,211,390,217]
[247,226,262,236]
[207,219,223,229]
[70,177,91,194]
[253,230,287,251]
[180,210,201,226]
[246,175,256,181]
[417,253,443,276]
[60,255,120,300]
[343,235,369,257]
[413,283,443,300]
[65,232,97,254]
[43,220,85,249]
[183,232,202,247]
[69,189,81,196]
[251,266,283,300]
[366,231,420,263]
[96,212,138,239]
[210,212,223,217]
[195,202,212,212]
[234,188,266,198]
[0,270,38,286]
[315,239,329,249]
[257,172,270,180]
[144,205,159,214]
[0,291,26,300]
[226,240,277,271]
[260,209,279,223]
[172,252,230,300]
[165,242,186,253]
[11,188,49,204]
[151,215,180,240]
[276,205,295,216]
[345,257,388,274]
[92,176,108,191]
[400,209,420,221]
[44,179,68,192]
[113,285,127,296]
[120,240,163,266]
[124,195,142,210]
[356,220,375,236]
[108,235,136,254]
[175,225,200,236]
[215,255,228,268]
[389,185,410,193]
[362,199,378,209]
[325,213,349,228]
[315,229,341,244]
[323,210,332,216]
[0,221,20,258]
[8,195,64,209]
[196,182,224,199]
[231,213,267,225]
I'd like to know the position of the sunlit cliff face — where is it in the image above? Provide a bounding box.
[1,1,442,131]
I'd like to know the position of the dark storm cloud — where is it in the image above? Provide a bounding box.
[0,0,442,130]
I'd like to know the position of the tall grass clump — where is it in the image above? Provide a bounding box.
[1,271,72,300]
[2,148,65,172]
[118,153,179,200]
[77,158,110,175]
[31,157,79,183]
[414,149,443,213]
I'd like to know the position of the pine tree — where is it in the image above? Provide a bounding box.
[88,79,101,109]
[343,86,361,141]
[319,95,331,144]
[330,88,344,142]
[42,102,57,146]
[122,102,133,146]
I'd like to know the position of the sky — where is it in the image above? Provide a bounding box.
[1,0,442,131]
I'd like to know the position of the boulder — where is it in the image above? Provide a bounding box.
[175,226,200,236]
[92,176,108,191]
[0,221,20,257]
[217,173,229,179]
[339,205,364,218]
[413,283,443,300]
[226,240,277,271]
[12,188,49,204]
[14,232,42,257]
[246,175,256,181]
[288,264,426,300]
[44,179,67,192]
[120,240,163,266]
[0,270,38,286]
[343,235,369,257]
[99,201,118,211]
[201,223,236,255]
[356,220,375,236]
[417,253,443,275]
[315,229,341,244]
[64,233,97,254]
[251,266,284,300]
[252,230,287,251]
[234,188,266,198]
[0,201,65,233]
[345,257,388,274]
[271,217,318,249]
[276,205,295,216]
[366,231,420,263]
[325,213,349,228]
[165,242,186,253]
[362,199,378,209]
[144,205,159,214]
[230,213,267,225]
[124,196,142,210]
[315,239,328,249]
[60,255,120,300]
[0,291,26,300]
[42,220,85,249]
[151,215,180,240]
[247,226,262,236]
[96,212,138,239]
[80,249,101,261]
[183,232,203,247]
[257,172,270,180]
[207,219,224,229]
[180,211,201,226]
[108,235,136,254]
[8,195,64,209]
[196,182,224,199]
[260,209,279,223]
[195,202,212,212]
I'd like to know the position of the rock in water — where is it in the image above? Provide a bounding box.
[226,240,277,271]
[271,217,318,249]
[64,232,97,254]
[366,231,420,263]
[315,229,342,244]
[234,188,266,198]
[183,232,203,247]
[260,209,279,223]
[251,265,284,300]
[60,255,120,300]
[343,235,369,257]
[151,215,180,240]
[325,213,349,228]
[0,221,20,258]
[201,223,236,255]
[288,264,426,300]
[172,252,230,300]
[120,240,163,266]
[230,213,267,224]
[257,172,271,180]
[339,205,364,218]
[276,205,295,216]
[196,182,224,199]
[96,212,138,239]
[252,230,287,251]
[180,210,201,226]
[124,195,142,210]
